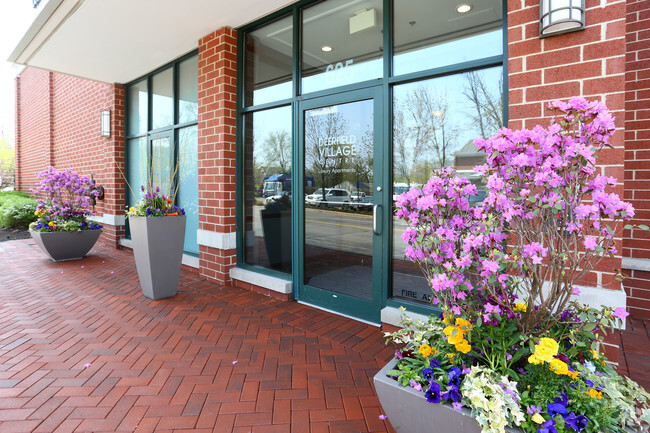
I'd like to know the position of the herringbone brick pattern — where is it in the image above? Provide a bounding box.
[0,240,396,433]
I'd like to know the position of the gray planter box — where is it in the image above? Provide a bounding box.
[129,215,186,300]
[374,358,518,433]
[29,229,101,261]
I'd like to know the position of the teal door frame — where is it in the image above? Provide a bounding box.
[293,86,387,324]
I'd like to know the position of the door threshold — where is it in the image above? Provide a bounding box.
[297,301,381,327]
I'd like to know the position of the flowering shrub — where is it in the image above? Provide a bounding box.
[386,98,650,433]
[29,167,102,232]
[126,185,185,217]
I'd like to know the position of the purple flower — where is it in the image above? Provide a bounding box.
[447,367,462,387]
[554,392,568,407]
[564,412,588,432]
[442,385,461,402]
[547,403,567,418]
[429,358,440,369]
[409,379,422,392]
[395,350,403,360]
[425,382,441,403]
[452,402,463,412]
[527,405,542,415]
[378,414,387,420]
[422,368,433,381]
[539,418,558,433]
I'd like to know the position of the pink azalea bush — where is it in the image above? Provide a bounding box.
[30,167,102,232]
[386,98,650,433]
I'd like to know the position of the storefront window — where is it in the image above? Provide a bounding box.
[302,0,383,94]
[178,56,199,124]
[128,79,147,136]
[125,54,199,255]
[391,66,503,304]
[244,15,293,106]
[393,0,503,76]
[243,106,292,273]
[152,67,174,129]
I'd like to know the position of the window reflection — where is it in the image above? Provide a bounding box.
[128,79,147,136]
[178,126,199,254]
[393,0,503,76]
[152,67,173,129]
[179,56,199,124]
[302,0,383,94]
[243,107,293,273]
[391,66,503,304]
[245,15,293,106]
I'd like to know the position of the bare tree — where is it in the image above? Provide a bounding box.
[263,130,291,173]
[463,70,504,138]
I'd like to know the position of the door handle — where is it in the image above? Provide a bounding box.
[373,204,381,235]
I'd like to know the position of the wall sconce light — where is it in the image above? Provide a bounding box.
[540,0,585,38]
[100,110,111,138]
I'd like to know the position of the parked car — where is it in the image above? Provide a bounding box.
[350,191,367,202]
[350,195,373,210]
[305,188,351,208]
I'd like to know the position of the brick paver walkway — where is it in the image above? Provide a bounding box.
[0,240,396,433]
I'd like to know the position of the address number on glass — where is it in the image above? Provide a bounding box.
[325,59,354,85]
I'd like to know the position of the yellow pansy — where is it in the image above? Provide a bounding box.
[514,302,527,312]
[447,330,465,346]
[48,221,55,227]
[442,312,451,325]
[454,339,471,354]
[531,413,545,424]
[586,388,602,400]
[455,318,472,334]
[419,343,432,358]
[129,207,135,213]
[528,354,543,365]
[534,338,559,363]
[549,358,568,376]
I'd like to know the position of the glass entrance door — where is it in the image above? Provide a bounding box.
[297,88,384,323]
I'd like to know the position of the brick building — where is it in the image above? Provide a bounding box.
[8,0,650,336]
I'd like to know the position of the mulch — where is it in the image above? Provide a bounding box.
[0,226,31,242]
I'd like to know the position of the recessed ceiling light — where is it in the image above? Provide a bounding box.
[456,4,472,13]
[321,46,333,52]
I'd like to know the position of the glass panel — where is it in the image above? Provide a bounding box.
[127,79,148,136]
[178,126,199,254]
[126,137,147,206]
[391,67,503,304]
[152,67,174,129]
[244,15,293,106]
[304,99,374,300]
[393,0,503,76]
[243,106,292,273]
[151,136,174,197]
[178,56,199,124]
[302,0,383,94]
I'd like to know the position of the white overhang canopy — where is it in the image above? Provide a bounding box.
[8,0,297,84]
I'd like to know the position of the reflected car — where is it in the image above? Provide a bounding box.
[351,192,367,202]
[305,188,351,208]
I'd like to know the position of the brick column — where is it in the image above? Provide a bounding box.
[197,27,238,283]
[508,0,627,362]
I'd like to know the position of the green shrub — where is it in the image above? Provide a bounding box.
[0,191,37,227]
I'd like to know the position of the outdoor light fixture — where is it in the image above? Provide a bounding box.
[100,110,111,138]
[321,45,333,52]
[540,0,585,37]
[456,4,472,14]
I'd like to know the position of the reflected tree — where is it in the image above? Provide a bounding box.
[463,70,504,138]
[263,130,291,173]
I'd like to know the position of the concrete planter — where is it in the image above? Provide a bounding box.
[29,229,101,261]
[374,358,518,433]
[129,215,186,300]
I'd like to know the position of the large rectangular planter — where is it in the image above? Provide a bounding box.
[374,358,518,433]
[129,215,186,300]
[29,229,101,261]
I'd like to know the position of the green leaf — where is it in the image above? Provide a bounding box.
[583,323,596,332]
[640,225,649,230]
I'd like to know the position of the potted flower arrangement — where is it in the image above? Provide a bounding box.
[374,98,650,433]
[126,184,186,300]
[29,166,102,261]
[261,193,291,272]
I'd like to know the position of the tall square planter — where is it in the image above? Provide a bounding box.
[129,215,186,300]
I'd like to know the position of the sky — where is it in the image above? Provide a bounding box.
[0,1,43,144]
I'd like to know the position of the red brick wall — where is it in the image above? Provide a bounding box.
[623,0,650,318]
[508,0,627,292]
[15,67,126,247]
[197,27,238,283]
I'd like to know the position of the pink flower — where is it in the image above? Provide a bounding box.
[583,236,598,251]
[379,414,388,420]
[612,307,629,320]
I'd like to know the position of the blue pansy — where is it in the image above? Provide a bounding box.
[564,412,589,432]
[429,358,440,369]
[538,418,558,433]
[425,382,441,403]
[422,368,433,381]
[447,366,462,387]
[547,403,568,418]
[441,385,461,402]
[554,392,569,407]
